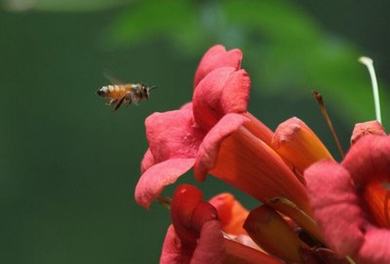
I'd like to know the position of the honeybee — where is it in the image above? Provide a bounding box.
[97,83,156,111]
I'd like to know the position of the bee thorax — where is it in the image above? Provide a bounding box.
[131,84,141,89]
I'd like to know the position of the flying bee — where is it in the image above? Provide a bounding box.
[97,83,156,111]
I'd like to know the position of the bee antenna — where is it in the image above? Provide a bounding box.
[149,85,158,91]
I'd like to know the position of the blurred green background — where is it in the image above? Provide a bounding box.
[1,0,389,263]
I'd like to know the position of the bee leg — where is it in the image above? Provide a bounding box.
[107,99,117,106]
[114,96,126,111]
[130,94,138,105]
[124,97,132,107]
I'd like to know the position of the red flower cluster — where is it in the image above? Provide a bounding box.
[134,45,389,264]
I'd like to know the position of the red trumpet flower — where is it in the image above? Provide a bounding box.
[305,127,390,264]
[135,45,309,216]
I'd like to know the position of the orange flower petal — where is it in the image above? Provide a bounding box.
[194,113,250,181]
[268,197,323,243]
[244,205,305,263]
[272,117,333,176]
[198,125,310,213]
[209,193,249,235]
[363,181,390,228]
[243,112,273,146]
[223,238,283,264]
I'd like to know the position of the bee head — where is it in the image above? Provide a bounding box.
[97,86,107,96]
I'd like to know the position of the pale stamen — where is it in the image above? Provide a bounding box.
[359,57,382,124]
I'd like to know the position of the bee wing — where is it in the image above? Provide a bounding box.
[103,72,124,85]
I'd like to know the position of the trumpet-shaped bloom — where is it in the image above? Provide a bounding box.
[305,134,390,264]
[135,45,255,208]
[160,184,283,264]
[135,45,308,215]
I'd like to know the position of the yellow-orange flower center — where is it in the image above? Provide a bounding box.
[363,181,390,228]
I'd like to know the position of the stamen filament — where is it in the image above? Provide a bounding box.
[313,91,345,159]
[359,56,382,124]
[346,256,357,264]
[157,195,172,209]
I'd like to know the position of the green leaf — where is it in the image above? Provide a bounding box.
[109,0,389,127]
[223,0,389,124]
